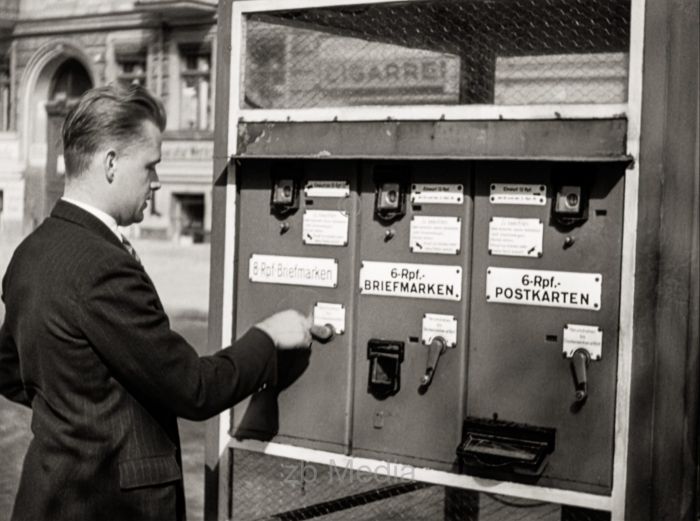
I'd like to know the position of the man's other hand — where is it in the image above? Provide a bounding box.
[255,310,313,350]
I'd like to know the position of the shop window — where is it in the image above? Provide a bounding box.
[179,43,212,131]
[172,193,206,243]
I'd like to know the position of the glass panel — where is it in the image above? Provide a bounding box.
[243,0,631,109]
[180,48,212,130]
[494,53,629,105]
[0,60,9,131]
[180,75,211,130]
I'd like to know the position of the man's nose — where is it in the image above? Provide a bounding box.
[149,180,161,192]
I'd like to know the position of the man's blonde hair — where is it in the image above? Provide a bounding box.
[62,83,166,177]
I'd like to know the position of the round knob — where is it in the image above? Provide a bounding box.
[310,323,334,342]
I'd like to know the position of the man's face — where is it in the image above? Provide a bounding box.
[111,120,162,226]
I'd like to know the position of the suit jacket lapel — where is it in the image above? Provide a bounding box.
[50,200,166,312]
[50,200,124,250]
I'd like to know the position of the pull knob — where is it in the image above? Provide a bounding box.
[571,348,590,402]
[310,323,334,343]
[420,336,447,390]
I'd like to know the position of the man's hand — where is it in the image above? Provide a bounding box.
[255,310,313,350]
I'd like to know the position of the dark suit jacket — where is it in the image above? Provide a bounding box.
[0,200,277,521]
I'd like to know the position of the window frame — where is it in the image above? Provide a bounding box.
[171,38,215,136]
[222,2,648,521]
[0,48,12,132]
[107,34,153,92]
[230,0,635,128]
[115,50,148,88]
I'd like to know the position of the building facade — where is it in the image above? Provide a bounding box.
[0,0,217,241]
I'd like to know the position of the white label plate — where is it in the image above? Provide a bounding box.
[410,216,462,255]
[563,324,602,360]
[249,254,338,288]
[360,261,462,301]
[304,180,350,198]
[490,183,547,205]
[488,217,543,258]
[411,183,464,205]
[314,302,345,335]
[486,267,601,310]
[422,313,457,347]
[303,210,349,246]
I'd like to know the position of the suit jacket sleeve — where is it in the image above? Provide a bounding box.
[76,256,276,421]
[0,319,31,407]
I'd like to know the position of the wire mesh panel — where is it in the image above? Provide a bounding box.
[230,449,611,521]
[242,0,631,110]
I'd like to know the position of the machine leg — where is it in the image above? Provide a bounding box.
[560,505,611,521]
[444,487,479,521]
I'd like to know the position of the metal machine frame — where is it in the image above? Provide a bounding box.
[205,1,699,520]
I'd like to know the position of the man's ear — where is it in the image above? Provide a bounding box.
[103,150,117,183]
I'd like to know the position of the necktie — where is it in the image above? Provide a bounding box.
[121,235,142,264]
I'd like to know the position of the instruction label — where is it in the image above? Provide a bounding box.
[249,254,338,288]
[422,314,457,347]
[314,302,346,335]
[410,216,461,255]
[490,183,547,206]
[488,217,543,258]
[360,261,462,301]
[486,267,601,310]
[563,324,603,360]
[303,210,349,246]
[304,180,350,198]
[411,183,464,205]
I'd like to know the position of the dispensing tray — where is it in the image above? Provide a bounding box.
[457,417,556,477]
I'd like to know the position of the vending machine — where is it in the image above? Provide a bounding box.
[206,1,699,520]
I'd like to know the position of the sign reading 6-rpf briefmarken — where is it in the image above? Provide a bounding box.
[359,261,463,301]
[486,267,602,310]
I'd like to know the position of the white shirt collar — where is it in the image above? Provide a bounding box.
[61,197,122,240]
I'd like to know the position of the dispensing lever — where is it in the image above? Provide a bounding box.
[571,348,590,402]
[420,336,448,389]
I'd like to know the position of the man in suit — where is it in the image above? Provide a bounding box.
[0,84,315,520]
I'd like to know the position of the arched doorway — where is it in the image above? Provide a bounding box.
[49,58,93,99]
[42,57,92,220]
[20,42,95,231]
